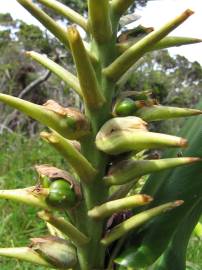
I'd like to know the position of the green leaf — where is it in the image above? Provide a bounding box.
[152,198,202,270]
[115,102,202,268]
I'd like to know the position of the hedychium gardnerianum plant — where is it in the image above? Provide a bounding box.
[0,0,202,269]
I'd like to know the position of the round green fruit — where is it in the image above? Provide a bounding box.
[47,179,77,208]
[115,98,137,116]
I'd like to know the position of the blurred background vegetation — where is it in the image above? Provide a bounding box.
[0,0,202,269]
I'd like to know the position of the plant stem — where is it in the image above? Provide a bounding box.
[75,52,117,270]
[88,0,112,43]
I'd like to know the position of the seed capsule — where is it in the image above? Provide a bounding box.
[31,236,77,269]
[96,117,187,155]
[35,165,81,208]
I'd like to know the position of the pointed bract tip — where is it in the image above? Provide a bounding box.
[142,194,153,203]
[173,200,184,207]
[180,138,188,148]
[40,131,58,144]
[185,9,194,16]
[40,131,49,138]
[37,211,50,221]
[67,26,80,41]
[25,51,32,56]
[188,157,202,163]
[191,109,202,115]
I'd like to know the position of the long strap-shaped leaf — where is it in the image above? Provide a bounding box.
[153,198,202,270]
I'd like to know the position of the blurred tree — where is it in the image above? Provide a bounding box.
[0,13,76,134]
[119,50,202,134]
[123,50,202,107]
[36,0,151,20]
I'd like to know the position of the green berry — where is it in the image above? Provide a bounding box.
[115,98,137,116]
[47,179,77,208]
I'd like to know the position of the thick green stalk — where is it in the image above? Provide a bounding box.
[26,51,82,96]
[103,9,194,81]
[40,131,97,183]
[88,0,112,43]
[17,0,69,48]
[74,42,117,270]
[38,211,89,247]
[37,0,88,31]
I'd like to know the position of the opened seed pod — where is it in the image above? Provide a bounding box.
[35,165,81,208]
[31,236,77,268]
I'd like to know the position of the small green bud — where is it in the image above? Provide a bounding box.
[31,236,77,269]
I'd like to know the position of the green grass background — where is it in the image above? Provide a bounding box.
[0,132,201,269]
